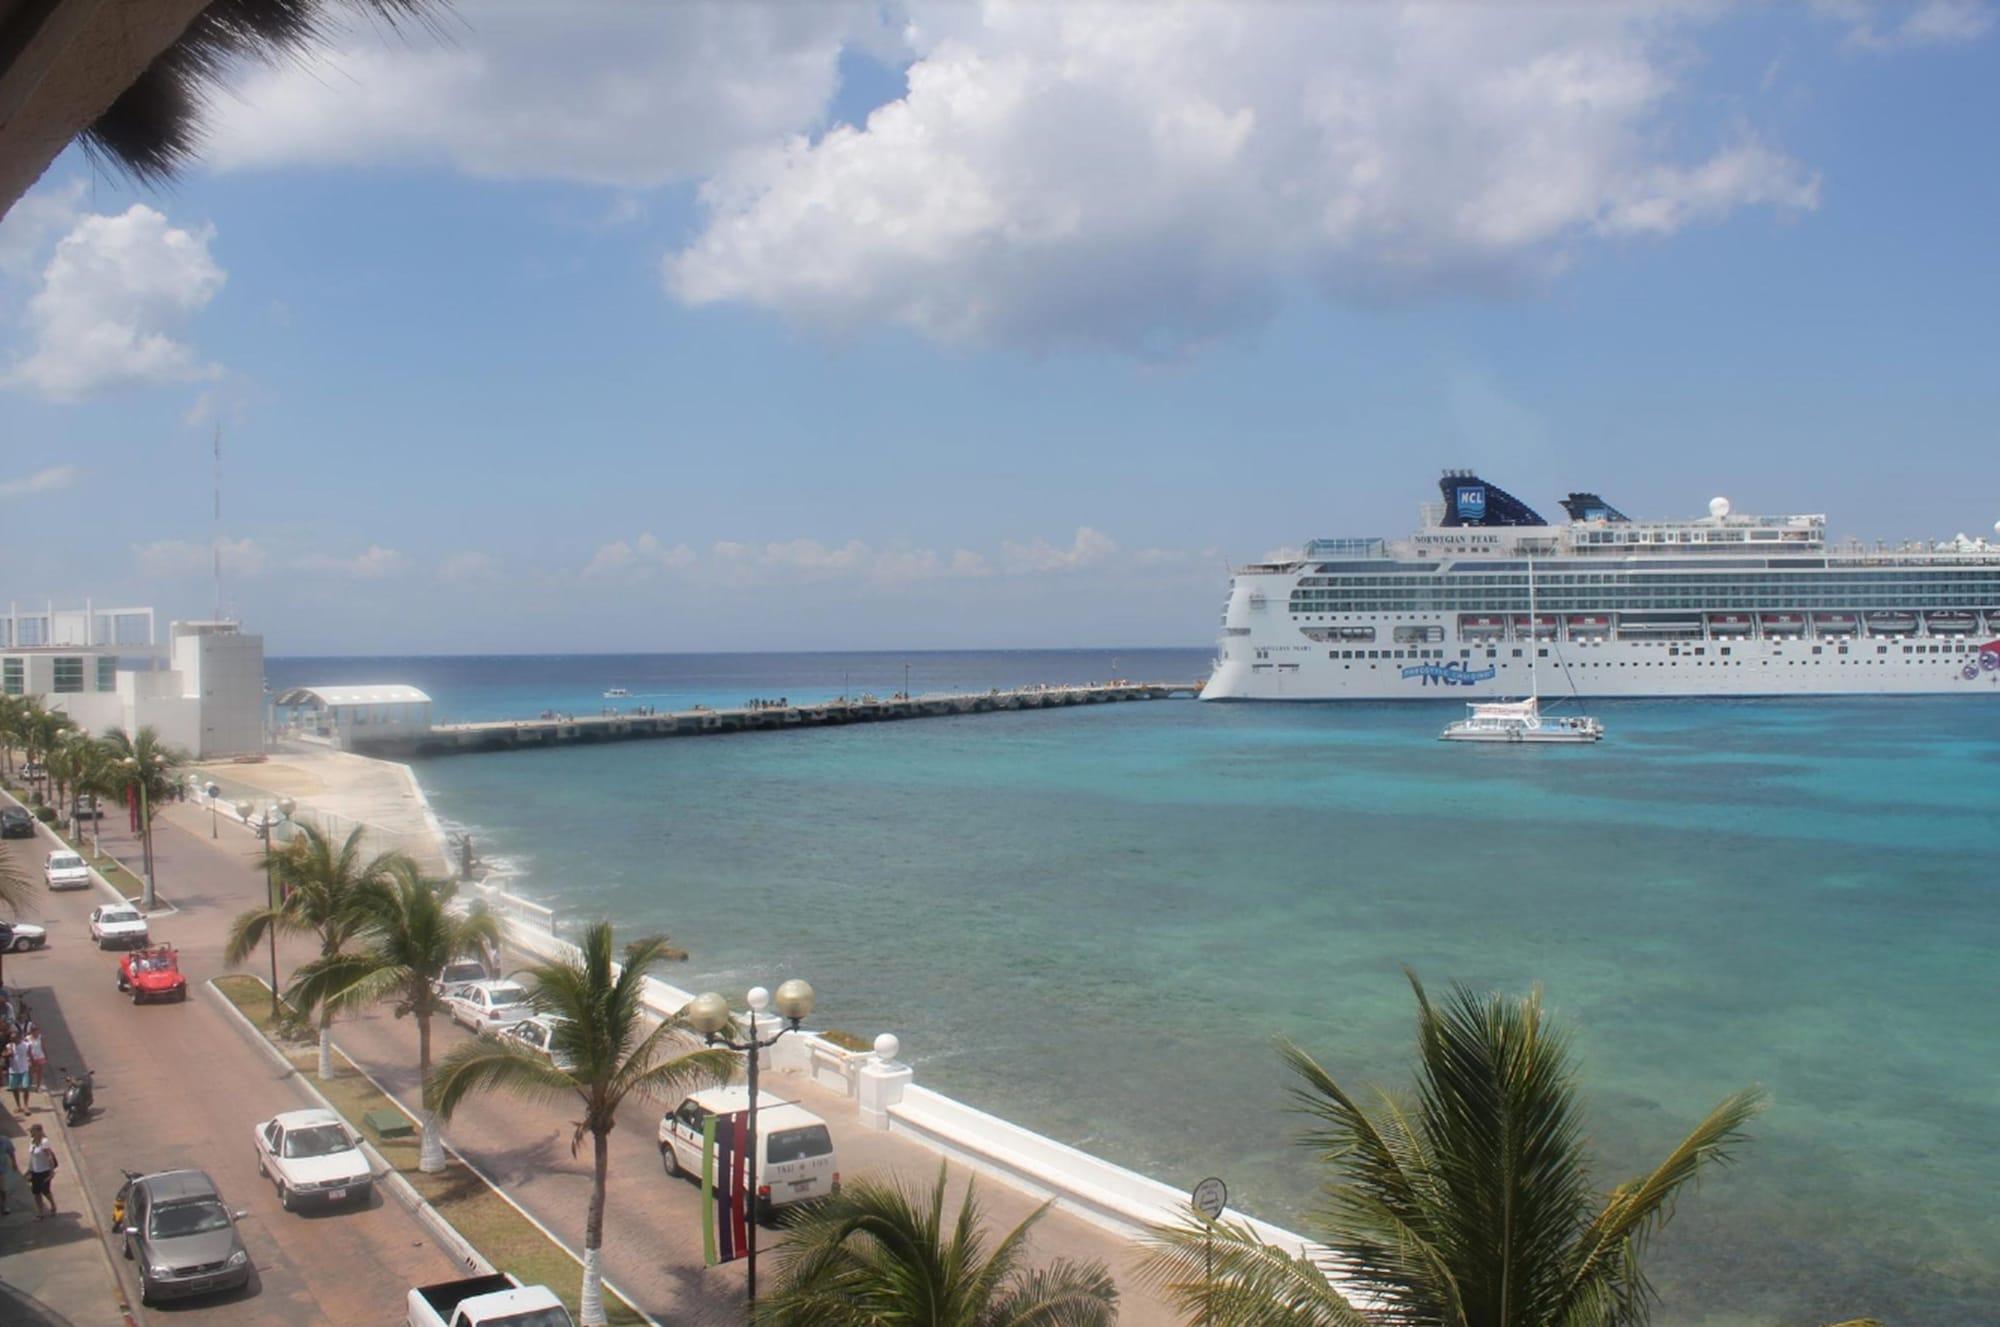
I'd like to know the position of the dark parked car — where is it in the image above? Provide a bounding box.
[120,1170,253,1305]
[0,806,33,839]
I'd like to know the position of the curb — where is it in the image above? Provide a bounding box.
[203,978,493,1278]
[43,1087,146,1327]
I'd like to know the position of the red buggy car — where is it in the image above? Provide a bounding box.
[117,946,188,1004]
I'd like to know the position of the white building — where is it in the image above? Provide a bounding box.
[274,685,432,749]
[0,602,266,758]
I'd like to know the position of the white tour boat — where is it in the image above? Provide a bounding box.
[602,687,630,699]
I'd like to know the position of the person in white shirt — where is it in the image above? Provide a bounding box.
[5,1035,30,1111]
[26,1122,56,1217]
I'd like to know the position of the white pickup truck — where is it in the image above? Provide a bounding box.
[407,1273,573,1327]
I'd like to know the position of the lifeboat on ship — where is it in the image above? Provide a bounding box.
[1926,610,1976,634]
[1813,612,1858,635]
[1566,614,1611,636]
[1457,615,1506,640]
[1706,612,1754,636]
[1759,612,1806,636]
[1865,611,1919,636]
[1510,614,1558,640]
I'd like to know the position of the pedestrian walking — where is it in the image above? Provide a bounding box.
[24,1025,45,1092]
[0,1129,16,1213]
[26,1123,56,1217]
[5,1033,30,1111]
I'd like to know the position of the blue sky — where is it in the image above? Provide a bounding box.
[1,2,1996,655]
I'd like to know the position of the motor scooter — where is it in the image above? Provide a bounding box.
[59,1066,94,1125]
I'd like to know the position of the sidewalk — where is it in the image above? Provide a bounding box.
[0,1099,126,1327]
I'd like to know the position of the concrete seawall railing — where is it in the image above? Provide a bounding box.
[462,876,1328,1271]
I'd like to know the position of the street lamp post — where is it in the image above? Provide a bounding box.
[237,797,296,1020]
[685,978,815,1312]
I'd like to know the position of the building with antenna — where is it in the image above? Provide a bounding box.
[1,600,264,758]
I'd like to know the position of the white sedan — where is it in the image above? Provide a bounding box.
[88,904,149,949]
[0,919,47,952]
[502,1014,575,1070]
[441,980,536,1035]
[253,1108,373,1211]
[45,850,91,891]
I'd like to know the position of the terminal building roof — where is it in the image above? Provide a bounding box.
[275,684,432,707]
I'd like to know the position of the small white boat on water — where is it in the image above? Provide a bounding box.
[1442,557,1603,745]
[1440,697,1603,743]
[603,687,630,699]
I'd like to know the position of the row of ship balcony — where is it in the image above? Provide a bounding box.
[1449,609,1995,642]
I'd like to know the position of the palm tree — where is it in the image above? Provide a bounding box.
[25,706,72,801]
[756,1161,1120,1327]
[225,822,397,1080]
[68,737,117,856]
[1142,973,1765,1327]
[0,696,23,778]
[429,921,736,1327]
[288,862,501,1172]
[0,854,33,915]
[101,726,186,902]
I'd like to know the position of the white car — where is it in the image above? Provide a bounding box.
[501,1014,575,1070]
[89,904,150,949]
[442,980,536,1035]
[253,1108,373,1211]
[0,919,47,952]
[45,850,91,891]
[658,1086,839,1222]
[431,957,492,997]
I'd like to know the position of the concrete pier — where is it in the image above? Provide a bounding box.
[348,680,1206,759]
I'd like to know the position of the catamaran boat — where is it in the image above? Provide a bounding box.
[1440,698,1604,743]
[1203,472,2000,700]
[1440,558,1602,744]
[602,687,630,699]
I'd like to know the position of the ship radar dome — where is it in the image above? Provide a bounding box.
[1709,496,1731,519]
[1993,519,2000,536]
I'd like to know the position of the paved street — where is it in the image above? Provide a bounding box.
[1,801,459,1327]
[112,796,1179,1325]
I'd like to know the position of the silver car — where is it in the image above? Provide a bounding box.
[121,1169,253,1305]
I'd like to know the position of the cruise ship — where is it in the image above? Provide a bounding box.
[1201,472,2000,701]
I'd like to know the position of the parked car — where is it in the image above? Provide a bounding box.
[253,1108,373,1211]
[0,919,48,952]
[0,806,33,839]
[501,1014,575,1070]
[431,956,492,996]
[118,946,188,1003]
[118,1169,252,1305]
[89,903,150,949]
[441,980,535,1035]
[45,850,91,890]
[408,1273,572,1327]
[72,794,103,821]
[658,1086,839,1223]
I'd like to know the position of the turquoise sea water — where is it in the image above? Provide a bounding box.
[272,652,2000,1325]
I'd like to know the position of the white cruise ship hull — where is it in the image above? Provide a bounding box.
[1202,633,2000,700]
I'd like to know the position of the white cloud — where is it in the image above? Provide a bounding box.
[1820,0,1995,49]
[6,204,226,400]
[0,179,84,283]
[295,544,406,578]
[438,551,500,583]
[133,536,266,579]
[202,3,897,187]
[0,465,80,499]
[667,2,1822,353]
[582,525,1172,588]
[582,533,698,579]
[1001,527,1118,574]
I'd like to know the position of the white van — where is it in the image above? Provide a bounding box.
[658,1086,838,1222]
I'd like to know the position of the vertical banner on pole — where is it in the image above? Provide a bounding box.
[701,1110,751,1267]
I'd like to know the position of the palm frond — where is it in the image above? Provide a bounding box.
[1140,1213,1370,1327]
[429,1035,579,1121]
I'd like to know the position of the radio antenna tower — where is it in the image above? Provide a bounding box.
[212,423,223,622]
